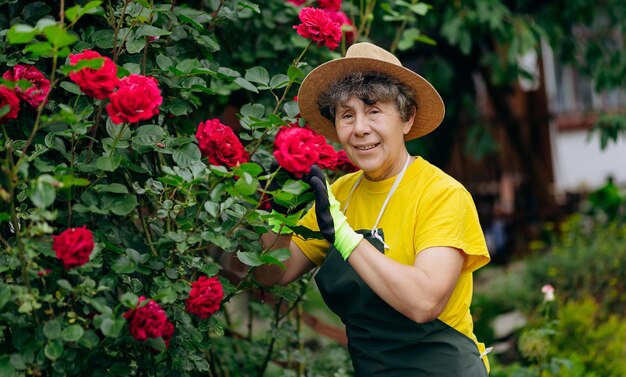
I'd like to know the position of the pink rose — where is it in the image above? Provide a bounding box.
[0,87,20,123]
[2,64,50,107]
[123,296,175,347]
[185,276,224,319]
[106,74,162,124]
[293,7,342,50]
[335,150,359,172]
[318,0,342,11]
[195,119,249,167]
[287,0,306,5]
[326,10,355,44]
[52,226,94,269]
[273,124,339,177]
[69,50,119,99]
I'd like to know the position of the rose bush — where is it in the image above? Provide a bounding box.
[0,1,371,376]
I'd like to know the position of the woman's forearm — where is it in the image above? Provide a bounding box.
[347,240,465,323]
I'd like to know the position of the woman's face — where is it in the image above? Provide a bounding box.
[334,96,414,181]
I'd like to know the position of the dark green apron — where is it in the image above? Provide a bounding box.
[315,229,488,376]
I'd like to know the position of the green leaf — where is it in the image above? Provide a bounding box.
[44,340,64,360]
[236,251,263,267]
[0,355,16,377]
[107,194,138,216]
[176,59,200,73]
[96,155,122,171]
[77,330,100,349]
[23,41,53,57]
[42,24,78,48]
[234,174,259,196]
[111,255,135,274]
[93,183,128,194]
[234,77,258,93]
[61,325,84,342]
[135,25,172,38]
[156,55,172,71]
[120,292,138,308]
[133,124,165,146]
[287,66,305,81]
[172,143,201,167]
[98,316,125,338]
[65,1,102,22]
[60,81,81,94]
[245,66,270,85]
[43,319,62,339]
[30,177,56,209]
[144,337,166,352]
[126,38,146,54]
[7,24,37,44]
[8,353,25,371]
[270,74,289,89]
[0,284,12,311]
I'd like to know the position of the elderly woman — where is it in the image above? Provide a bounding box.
[256,42,491,376]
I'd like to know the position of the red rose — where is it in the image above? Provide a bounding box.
[314,135,339,169]
[335,150,359,172]
[123,296,175,347]
[106,74,162,124]
[293,7,342,50]
[2,64,50,107]
[69,50,119,99]
[318,0,342,11]
[185,276,224,319]
[273,125,338,177]
[0,87,20,123]
[326,10,355,44]
[195,119,249,167]
[52,226,94,269]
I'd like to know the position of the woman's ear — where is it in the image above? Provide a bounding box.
[402,109,416,135]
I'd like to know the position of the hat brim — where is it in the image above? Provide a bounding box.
[297,57,445,143]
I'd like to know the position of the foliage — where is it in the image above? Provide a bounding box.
[0,0,360,375]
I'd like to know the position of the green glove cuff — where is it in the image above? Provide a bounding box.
[326,184,363,260]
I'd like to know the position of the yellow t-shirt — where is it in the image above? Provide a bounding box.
[293,156,491,368]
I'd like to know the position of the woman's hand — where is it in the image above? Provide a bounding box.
[303,166,363,260]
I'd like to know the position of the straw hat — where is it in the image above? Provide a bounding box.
[297,42,445,142]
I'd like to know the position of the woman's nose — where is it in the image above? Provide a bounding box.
[353,115,371,136]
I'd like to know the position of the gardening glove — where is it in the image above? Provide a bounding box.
[265,161,314,234]
[304,165,363,260]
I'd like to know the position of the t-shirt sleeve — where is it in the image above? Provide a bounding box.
[414,186,490,273]
[292,202,331,267]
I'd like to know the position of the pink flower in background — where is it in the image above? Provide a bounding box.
[69,50,119,99]
[334,149,359,172]
[287,0,306,5]
[195,119,249,167]
[326,10,355,44]
[318,0,342,11]
[106,74,162,124]
[0,87,20,123]
[273,124,339,177]
[541,284,555,302]
[2,64,50,107]
[124,296,175,347]
[52,226,94,269]
[186,276,224,319]
[294,7,342,50]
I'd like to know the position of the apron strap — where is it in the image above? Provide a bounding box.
[343,153,412,249]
